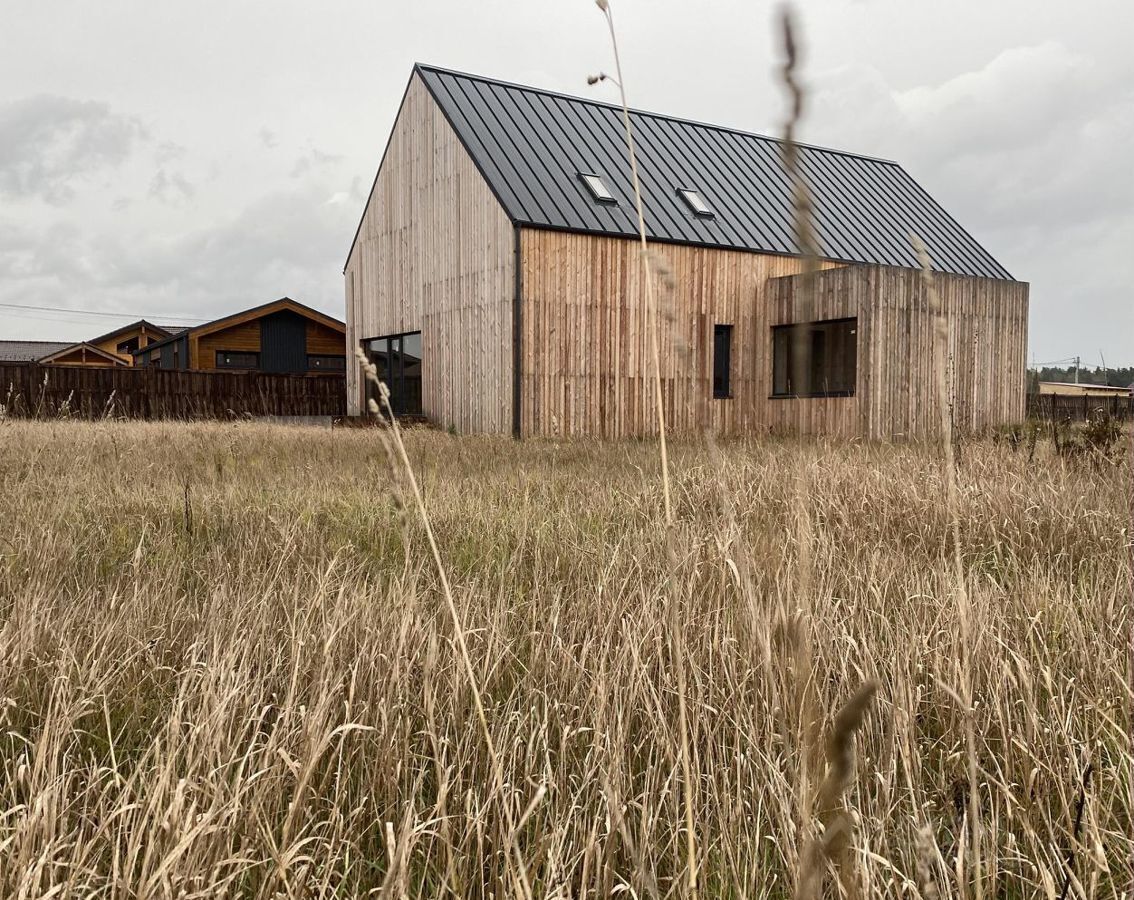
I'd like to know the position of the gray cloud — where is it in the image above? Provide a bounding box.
[0,181,356,331]
[807,39,1134,363]
[149,168,196,203]
[0,95,145,203]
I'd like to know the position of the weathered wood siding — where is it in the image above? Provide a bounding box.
[519,230,1026,439]
[769,266,1029,439]
[0,362,345,419]
[306,321,346,357]
[518,229,844,438]
[196,322,261,369]
[92,324,166,364]
[345,74,514,431]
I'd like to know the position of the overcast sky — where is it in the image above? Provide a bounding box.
[2,0,1130,366]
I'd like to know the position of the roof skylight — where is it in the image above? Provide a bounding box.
[579,173,616,203]
[678,188,713,218]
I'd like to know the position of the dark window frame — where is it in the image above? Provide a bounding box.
[771,316,857,399]
[362,330,422,417]
[117,337,140,355]
[713,323,732,399]
[215,350,260,369]
[308,354,346,371]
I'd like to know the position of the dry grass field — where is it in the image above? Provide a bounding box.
[0,419,1129,898]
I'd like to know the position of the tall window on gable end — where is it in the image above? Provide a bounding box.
[713,324,732,398]
[772,317,857,398]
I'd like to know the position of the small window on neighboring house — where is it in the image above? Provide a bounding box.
[772,317,857,398]
[679,188,713,218]
[308,355,346,371]
[117,337,139,354]
[216,350,259,369]
[148,352,162,368]
[713,324,732,398]
[579,172,616,203]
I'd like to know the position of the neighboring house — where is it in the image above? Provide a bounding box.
[134,297,346,374]
[86,320,172,364]
[36,342,130,367]
[1039,381,1133,398]
[0,321,172,368]
[345,64,1029,439]
[0,340,75,363]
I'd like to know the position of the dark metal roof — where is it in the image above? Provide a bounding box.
[0,340,74,362]
[87,319,174,345]
[413,64,1014,280]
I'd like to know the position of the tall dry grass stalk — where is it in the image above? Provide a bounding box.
[0,420,1129,896]
[593,3,697,896]
[355,349,532,900]
[913,235,983,900]
[776,8,876,897]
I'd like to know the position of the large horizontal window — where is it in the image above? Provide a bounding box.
[308,354,346,371]
[772,317,857,398]
[216,350,260,369]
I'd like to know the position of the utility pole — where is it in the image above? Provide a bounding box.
[1099,350,1108,386]
[1074,355,1080,384]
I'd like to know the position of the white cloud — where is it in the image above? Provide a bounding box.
[0,95,145,203]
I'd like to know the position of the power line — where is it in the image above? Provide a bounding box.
[0,301,207,324]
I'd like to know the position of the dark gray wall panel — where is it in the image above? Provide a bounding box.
[260,311,308,373]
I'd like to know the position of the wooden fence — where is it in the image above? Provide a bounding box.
[1026,393,1133,422]
[0,363,345,420]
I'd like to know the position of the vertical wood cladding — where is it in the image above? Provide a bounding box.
[518,229,843,438]
[769,266,1028,439]
[344,74,514,431]
[519,230,1027,440]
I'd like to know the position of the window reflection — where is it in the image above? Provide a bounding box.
[363,331,422,416]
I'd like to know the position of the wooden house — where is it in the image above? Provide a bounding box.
[134,297,346,375]
[344,64,1029,439]
[1038,381,1132,398]
[87,320,172,364]
[0,321,171,368]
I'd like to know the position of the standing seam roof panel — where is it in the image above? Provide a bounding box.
[799,152,911,267]
[409,64,1017,281]
[546,95,639,234]
[526,91,631,233]
[455,78,560,224]
[707,129,801,251]
[629,115,736,246]
[641,117,762,249]
[488,84,604,231]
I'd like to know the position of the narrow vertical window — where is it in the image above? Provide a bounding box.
[713,324,732,399]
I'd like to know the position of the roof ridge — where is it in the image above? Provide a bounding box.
[0,338,72,344]
[413,62,900,167]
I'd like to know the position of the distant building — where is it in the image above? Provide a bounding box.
[134,297,345,375]
[345,64,1028,438]
[1039,381,1133,398]
[0,321,171,368]
[0,340,76,363]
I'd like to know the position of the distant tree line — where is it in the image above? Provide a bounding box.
[1026,365,1134,392]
